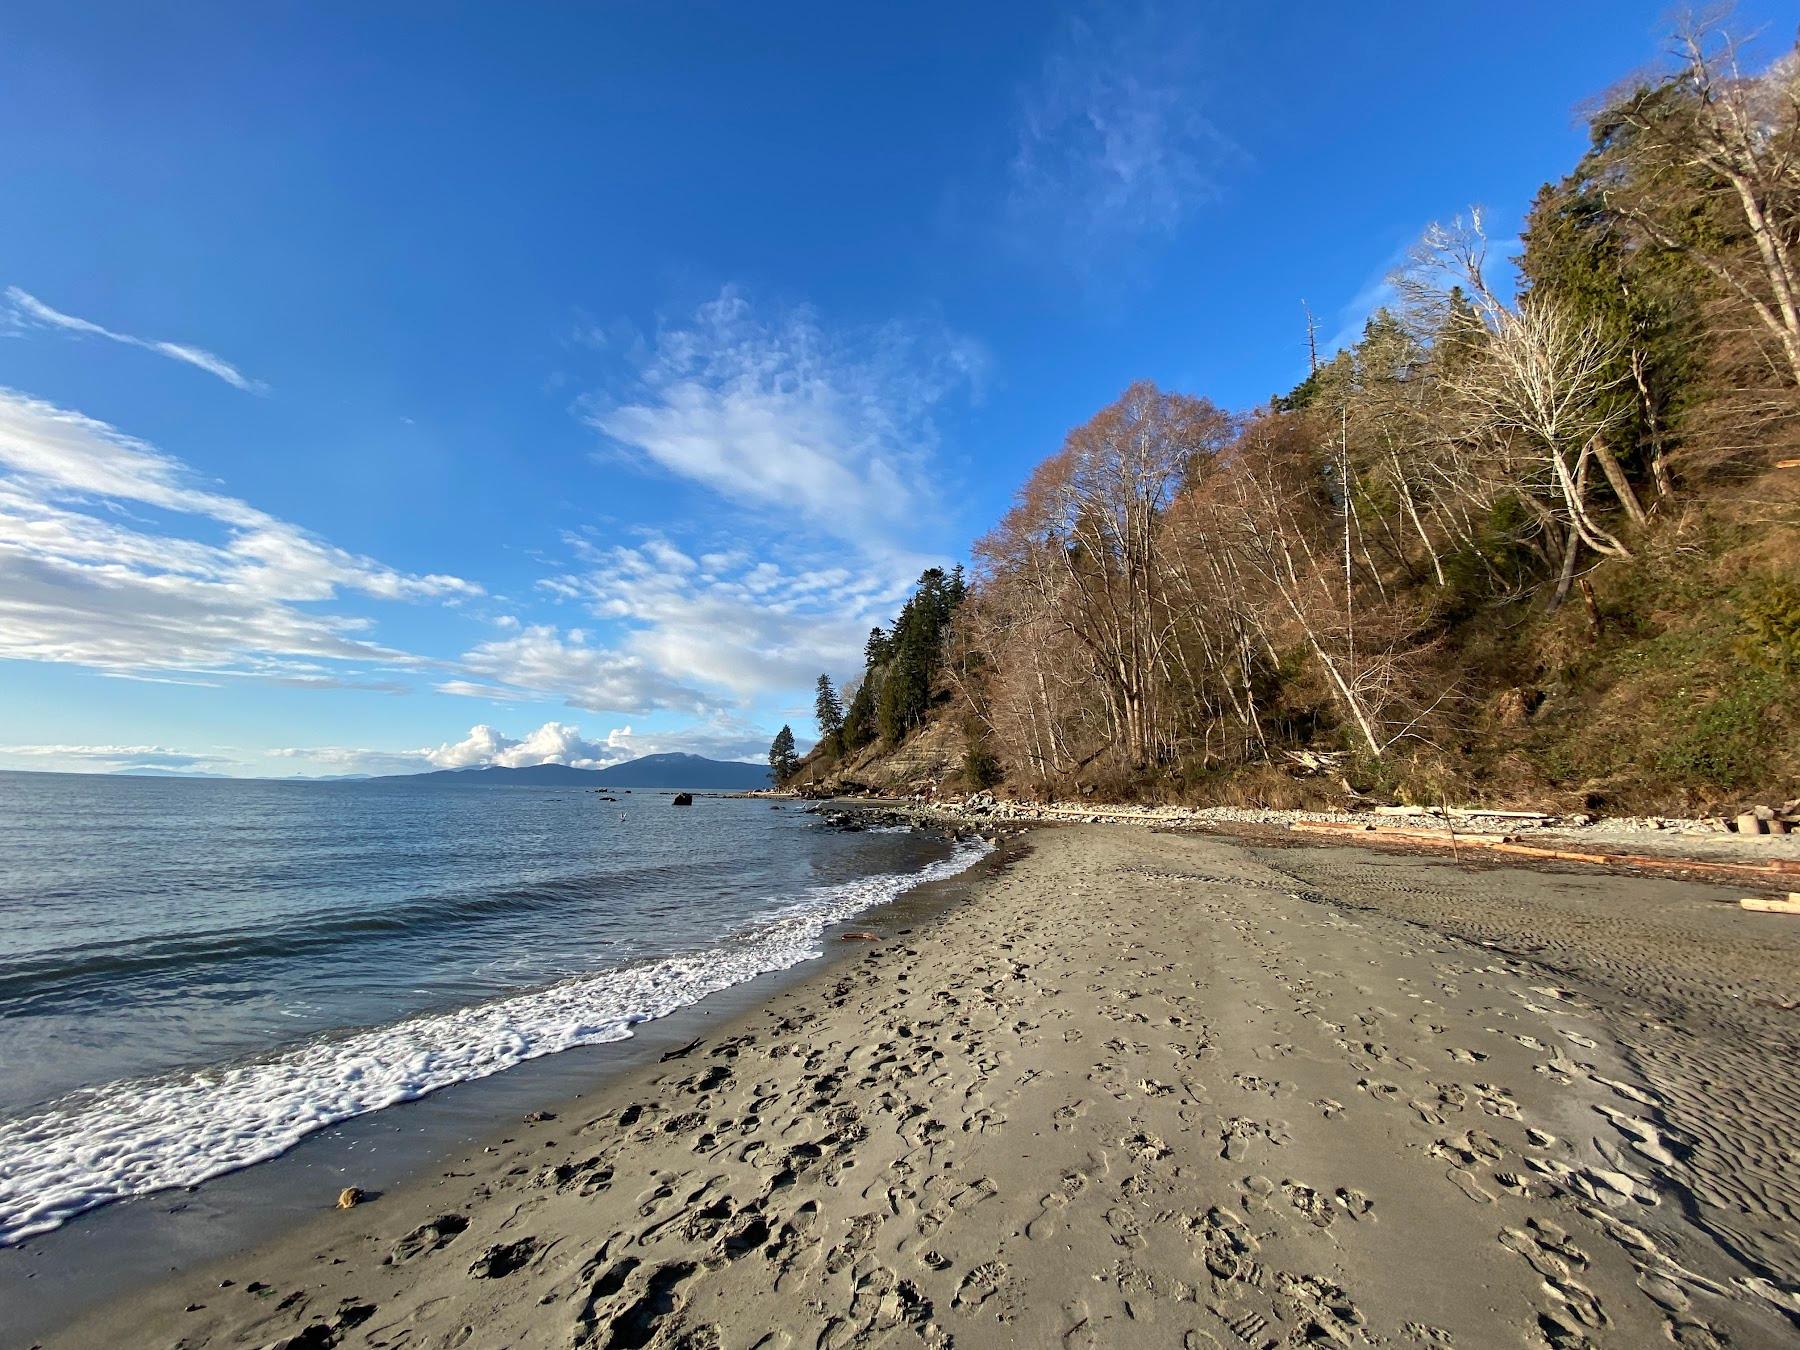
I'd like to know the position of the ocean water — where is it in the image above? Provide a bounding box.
[0,771,985,1245]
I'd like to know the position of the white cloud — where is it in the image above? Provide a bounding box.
[6,287,265,393]
[0,742,233,771]
[427,530,920,720]
[465,718,772,769]
[596,720,777,764]
[433,678,534,702]
[1008,7,1240,270]
[446,623,712,715]
[0,389,479,682]
[541,533,912,704]
[585,287,981,550]
[272,716,775,777]
[266,745,428,776]
[424,721,613,769]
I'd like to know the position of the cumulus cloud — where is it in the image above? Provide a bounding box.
[1008,7,1240,270]
[273,716,775,777]
[0,389,479,682]
[585,288,981,549]
[6,287,265,393]
[423,721,614,769]
[280,720,766,773]
[439,717,773,769]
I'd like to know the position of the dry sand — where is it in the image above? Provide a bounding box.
[27,826,1800,1349]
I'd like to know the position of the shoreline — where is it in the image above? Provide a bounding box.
[803,793,1800,886]
[0,830,1011,1348]
[23,823,1799,1348]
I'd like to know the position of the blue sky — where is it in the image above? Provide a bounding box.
[0,2,1787,777]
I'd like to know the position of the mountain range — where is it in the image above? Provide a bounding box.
[388,753,770,790]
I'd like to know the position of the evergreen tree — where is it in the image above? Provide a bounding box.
[876,568,960,743]
[863,626,891,668]
[767,725,799,785]
[814,674,845,754]
[842,677,878,751]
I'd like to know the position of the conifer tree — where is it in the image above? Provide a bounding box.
[841,677,878,751]
[863,626,891,667]
[767,725,799,785]
[814,674,845,754]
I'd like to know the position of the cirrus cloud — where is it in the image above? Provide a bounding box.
[1007,6,1242,274]
[6,287,265,393]
[585,287,982,551]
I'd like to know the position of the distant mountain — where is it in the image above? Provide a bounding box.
[394,753,770,790]
[112,767,232,779]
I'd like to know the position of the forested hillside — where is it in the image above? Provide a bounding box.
[798,25,1800,814]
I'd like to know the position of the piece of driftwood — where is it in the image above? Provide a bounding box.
[1286,820,1800,881]
[1740,896,1800,914]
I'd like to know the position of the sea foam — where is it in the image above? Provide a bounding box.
[0,837,989,1246]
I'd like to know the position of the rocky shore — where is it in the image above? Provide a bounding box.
[798,791,1800,869]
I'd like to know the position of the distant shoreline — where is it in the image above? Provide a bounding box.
[0,753,773,790]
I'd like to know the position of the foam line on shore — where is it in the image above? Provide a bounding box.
[0,838,990,1246]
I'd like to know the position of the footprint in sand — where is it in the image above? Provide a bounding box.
[467,1235,540,1279]
[1500,1221,1607,1341]
[1187,1204,1260,1281]
[1280,1180,1337,1228]
[1127,1130,1173,1162]
[1333,1187,1375,1220]
[1060,1299,1097,1348]
[387,1213,470,1264]
[1526,1156,1659,1208]
[952,1259,1011,1312]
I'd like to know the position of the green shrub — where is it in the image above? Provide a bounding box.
[963,743,1002,791]
[1736,575,1800,676]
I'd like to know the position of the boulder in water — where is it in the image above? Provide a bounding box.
[672,792,694,806]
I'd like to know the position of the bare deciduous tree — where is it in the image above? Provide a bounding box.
[1453,298,1636,563]
[1608,24,1800,389]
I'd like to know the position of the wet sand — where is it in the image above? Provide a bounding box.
[24,826,1800,1348]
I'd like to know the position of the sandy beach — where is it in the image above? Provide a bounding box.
[23,824,1800,1349]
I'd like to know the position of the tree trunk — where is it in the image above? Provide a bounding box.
[1589,435,1649,527]
[1628,349,1674,503]
[1391,451,1446,586]
[1578,577,1603,641]
[1723,169,1800,389]
[1549,526,1581,611]
[1553,442,1632,559]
